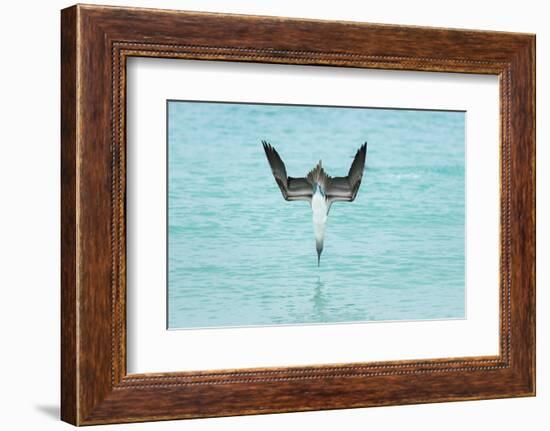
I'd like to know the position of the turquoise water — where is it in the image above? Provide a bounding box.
[168,101,465,329]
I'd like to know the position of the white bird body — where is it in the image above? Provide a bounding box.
[311,188,328,265]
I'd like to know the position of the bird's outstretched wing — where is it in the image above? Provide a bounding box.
[325,142,367,205]
[262,141,313,202]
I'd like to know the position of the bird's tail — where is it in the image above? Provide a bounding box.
[307,160,330,190]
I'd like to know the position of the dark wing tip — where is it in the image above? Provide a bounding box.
[350,142,367,165]
[262,140,274,160]
[262,140,278,161]
[346,142,368,199]
[349,142,367,172]
[263,141,282,162]
[359,141,367,156]
[262,140,290,198]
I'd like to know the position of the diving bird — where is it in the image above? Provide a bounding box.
[262,140,367,266]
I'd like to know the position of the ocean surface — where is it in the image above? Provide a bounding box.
[167,101,465,329]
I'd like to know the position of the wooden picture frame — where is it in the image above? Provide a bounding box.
[61,4,535,425]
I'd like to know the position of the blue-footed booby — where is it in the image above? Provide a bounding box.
[262,141,367,266]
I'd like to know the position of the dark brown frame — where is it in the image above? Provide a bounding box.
[61,4,536,426]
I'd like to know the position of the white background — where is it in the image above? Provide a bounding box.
[127,59,499,373]
[0,1,546,430]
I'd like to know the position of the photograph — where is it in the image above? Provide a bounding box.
[167,100,466,329]
[51,3,536,425]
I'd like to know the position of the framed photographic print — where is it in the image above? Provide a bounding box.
[61,4,536,425]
